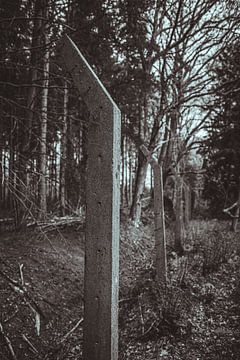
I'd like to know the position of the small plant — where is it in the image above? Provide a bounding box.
[202,231,235,276]
[199,282,216,304]
[168,253,189,287]
[149,281,191,337]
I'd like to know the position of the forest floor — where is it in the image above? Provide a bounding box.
[0,218,240,359]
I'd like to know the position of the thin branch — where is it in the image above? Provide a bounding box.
[0,321,18,360]
[60,318,84,344]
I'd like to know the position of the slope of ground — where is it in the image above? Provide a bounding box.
[0,228,85,359]
[119,220,240,360]
[0,220,239,359]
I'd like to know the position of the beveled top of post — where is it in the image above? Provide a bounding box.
[61,35,120,117]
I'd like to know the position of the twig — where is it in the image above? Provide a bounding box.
[39,296,59,309]
[223,202,240,218]
[28,304,41,336]
[4,308,19,324]
[136,319,157,339]
[0,269,45,320]
[0,269,19,286]
[179,257,188,285]
[22,334,39,354]
[60,318,83,344]
[19,263,24,286]
[0,263,58,319]
[138,295,145,335]
[0,321,17,360]
[42,318,84,360]
[223,202,238,212]
[119,296,137,304]
[27,216,84,232]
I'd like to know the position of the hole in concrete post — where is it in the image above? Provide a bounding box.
[98,154,102,164]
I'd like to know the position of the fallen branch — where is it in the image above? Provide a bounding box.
[60,318,84,344]
[29,304,41,336]
[0,259,58,315]
[4,308,19,324]
[138,295,145,335]
[136,319,158,340]
[0,218,15,223]
[119,296,137,304]
[27,216,84,231]
[0,321,17,360]
[0,268,45,336]
[22,334,39,354]
[19,263,24,286]
[223,202,239,219]
[43,318,84,359]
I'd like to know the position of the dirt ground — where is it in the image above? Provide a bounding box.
[0,228,85,360]
[0,220,240,360]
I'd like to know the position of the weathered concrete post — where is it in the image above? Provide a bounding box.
[61,35,121,360]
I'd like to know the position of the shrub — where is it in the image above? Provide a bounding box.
[149,281,192,337]
[201,231,236,276]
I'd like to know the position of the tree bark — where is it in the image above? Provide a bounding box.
[140,145,167,286]
[0,122,2,208]
[184,183,191,229]
[39,3,50,218]
[153,164,167,286]
[128,143,133,207]
[174,170,184,255]
[13,1,42,225]
[129,152,148,224]
[230,181,240,232]
[60,82,68,216]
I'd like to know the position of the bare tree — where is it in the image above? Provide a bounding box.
[129,0,239,224]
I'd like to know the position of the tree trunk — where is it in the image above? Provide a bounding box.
[39,4,50,218]
[60,82,68,216]
[0,125,2,208]
[153,164,167,286]
[8,127,14,210]
[231,182,240,232]
[128,143,133,207]
[174,170,184,255]
[140,145,167,285]
[129,152,148,224]
[184,183,191,229]
[66,115,74,204]
[15,1,41,224]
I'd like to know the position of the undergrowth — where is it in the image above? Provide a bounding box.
[119,220,240,360]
